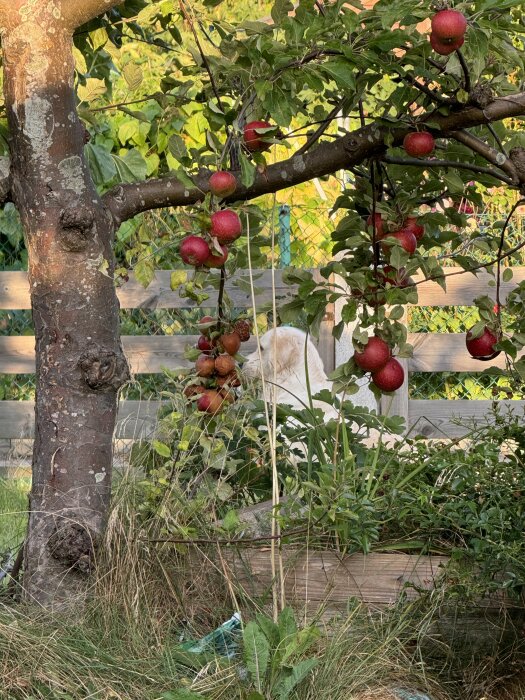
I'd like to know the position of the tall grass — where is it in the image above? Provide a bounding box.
[0,477,29,554]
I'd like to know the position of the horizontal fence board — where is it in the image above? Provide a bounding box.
[408,399,525,438]
[4,268,525,311]
[407,333,517,372]
[224,549,450,606]
[0,270,298,310]
[0,335,258,374]
[1,332,507,375]
[413,267,525,306]
[0,400,162,440]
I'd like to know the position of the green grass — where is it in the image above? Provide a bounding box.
[0,477,29,554]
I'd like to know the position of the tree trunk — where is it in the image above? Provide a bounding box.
[1,4,129,608]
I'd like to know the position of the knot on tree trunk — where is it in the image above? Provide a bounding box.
[469,83,494,109]
[59,205,95,252]
[78,343,130,391]
[509,148,525,192]
[48,521,97,574]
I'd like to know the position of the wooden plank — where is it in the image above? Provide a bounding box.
[408,399,525,438]
[0,333,335,376]
[413,267,525,306]
[0,269,299,310]
[224,549,450,606]
[0,400,162,439]
[407,333,516,372]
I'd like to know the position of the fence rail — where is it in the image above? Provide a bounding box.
[0,267,524,459]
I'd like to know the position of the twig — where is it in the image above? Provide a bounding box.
[295,98,348,156]
[496,199,525,317]
[399,72,457,106]
[383,155,516,186]
[456,49,471,94]
[178,0,226,115]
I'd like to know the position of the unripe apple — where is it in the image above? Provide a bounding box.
[431,9,467,43]
[243,120,272,152]
[220,331,242,356]
[466,326,500,360]
[371,358,405,392]
[403,132,435,157]
[215,354,236,376]
[403,217,425,241]
[197,389,224,415]
[195,354,216,377]
[211,209,242,244]
[354,336,391,372]
[204,244,229,268]
[180,236,210,266]
[430,32,464,55]
[381,229,417,255]
[209,171,237,198]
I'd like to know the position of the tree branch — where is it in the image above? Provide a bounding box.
[449,129,519,183]
[61,0,124,29]
[383,155,515,185]
[103,91,525,224]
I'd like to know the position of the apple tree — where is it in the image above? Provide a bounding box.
[1,0,525,608]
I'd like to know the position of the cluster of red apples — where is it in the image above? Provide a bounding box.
[367,212,425,256]
[185,317,252,415]
[179,120,272,269]
[354,336,405,393]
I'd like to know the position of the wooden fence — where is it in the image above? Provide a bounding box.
[0,266,524,465]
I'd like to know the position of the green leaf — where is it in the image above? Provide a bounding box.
[169,134,188,161]
[322,58,356,91]
[243,621,270,692]
[502,268,513,283]
[152,440,171,458]
[85,143,117,186]
[273,658,318,700]
[271,0,294,23]
[113,149,148,182]
[122,63,143,91]
[239,150,257,188]
[171,271,188,289]
[77,78,107,103]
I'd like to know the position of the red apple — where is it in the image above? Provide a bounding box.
[209,171,237,198]
[184,384,206,398]
[403,217,425,241]
[196,354,216,377]
[197,335,213,354]
[204,244,229,268]
[366,213,385,238]
[197,389,224,415]
[431,9,467,43]
[215,354,236,376]
[403,132,435,157]
[243,120,272,152]
[180,236,210,266]
[220,331,241,356]
[466,326,501,360]
[381,229,417,255]
[371,358,405,392]
[210,209,242,244]
[430,32,464,55]
[354,336,391,372]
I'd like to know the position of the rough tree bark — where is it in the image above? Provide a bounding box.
[0,0,128,608]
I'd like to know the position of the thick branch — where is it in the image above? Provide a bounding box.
[450,130,519,183]
[61,0,124,29]
[104,91,525,224]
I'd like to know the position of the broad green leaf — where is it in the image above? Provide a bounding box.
[274,658,318,700]
[152,440,171,458]
[243,621,270,691]
[122,63,144,91]
[85,143,117,186]
[77,78,107,104]
[113,149,148,182]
